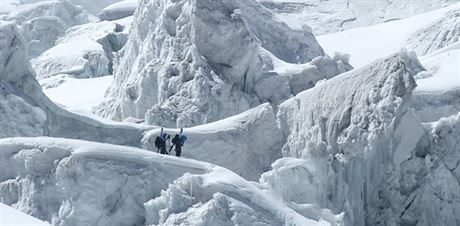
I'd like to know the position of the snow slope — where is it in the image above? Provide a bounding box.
[99,0,349,127]
[317,3,460,68]
[258,0,457,35]
[0,137,334,226]
[0,203,50,226]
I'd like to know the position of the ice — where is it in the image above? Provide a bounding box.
[142,103,283,181]
[0,0,94,58]
[258,0,457,35]
[98,0,138,21]
[0,137,333,226]
[98,0,348,127]
[33,18,131,80]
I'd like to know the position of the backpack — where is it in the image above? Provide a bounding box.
[179,134,187,145]
[154,136,162,148]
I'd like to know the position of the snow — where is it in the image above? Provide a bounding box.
[99,0,349,127]
[98,0,138,21]
[0,203,50,226]
[317,3,460,68]
[142,103,283,181]
[43,76,113,115]
[258,0,457,35]
[0,137,332,226]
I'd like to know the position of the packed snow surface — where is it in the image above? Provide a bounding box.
[258,0,457,35]
[0,203,51,226]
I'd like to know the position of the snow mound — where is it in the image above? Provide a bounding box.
[0,20,149,146]
[142,103,283,181]
[275,51,446,225]
[33,18,131,80]
[259,0,457,35]
[0,137,332,226]
[405,9,460,56]
[0,0,93,58]
[98,0,349,127]
[98,0,138,21]
[0,203,50,226]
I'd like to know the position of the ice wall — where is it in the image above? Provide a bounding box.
[98,0,349,127]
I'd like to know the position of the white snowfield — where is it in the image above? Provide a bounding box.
[98,0,351,127]
[0,203,51,226]
[258,0,457,35]
[0,137,334,226]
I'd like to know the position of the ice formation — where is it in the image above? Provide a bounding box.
[98,0,350,127]
[405,9,460,56]
[259,0,457,35]
[32,17,131,80]
[0,21,148,146]
[0,0,93,58]
[0,137,334,226]
[142,103,283,181]
[271,51,460,225]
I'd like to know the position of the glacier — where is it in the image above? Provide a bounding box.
[98,0,351,127]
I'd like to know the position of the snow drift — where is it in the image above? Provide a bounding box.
[98,0,138,21]
[98,0,350,127]
[273,51,460,225]
[0,137,334,226]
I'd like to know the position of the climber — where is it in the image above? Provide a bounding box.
[169,128,187,157]
[154,127,170,154]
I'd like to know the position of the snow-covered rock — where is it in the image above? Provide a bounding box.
[99,0,349,127]
[0,137,333,226]
[405,9,460,56]
[259,0,457,35]
[273,51,457,225]
[142,103,283,181]
[33,18,131,80]
[98,0,138,21]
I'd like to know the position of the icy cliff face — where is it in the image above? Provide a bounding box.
[0,137,333,226]
[274,52,446,225]
[98,0,349,127]
[1,0,93,58]
[259,0,457,35]
[405,9,460,56]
